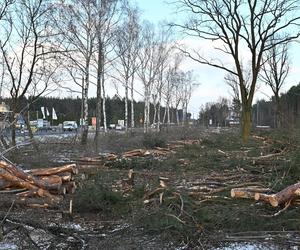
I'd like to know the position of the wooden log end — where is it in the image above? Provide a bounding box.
[230,189,235,198]
[269,195,279,207]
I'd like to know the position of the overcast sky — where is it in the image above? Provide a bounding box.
[137,0,300,116]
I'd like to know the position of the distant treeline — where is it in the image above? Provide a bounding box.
[3,95,185,126]
[199,83,300,128]
[253,84,300,128]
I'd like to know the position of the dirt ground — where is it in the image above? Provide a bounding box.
[1,126,300,249]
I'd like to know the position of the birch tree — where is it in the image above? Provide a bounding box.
[137,22,161,133]
[114,3,140,131]
[152,30,174,132]
[163,54,183,126]
[93,0,121,144]
[173,0,300,142]
[54,0,97,145]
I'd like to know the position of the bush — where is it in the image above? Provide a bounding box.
[73,174,125,213]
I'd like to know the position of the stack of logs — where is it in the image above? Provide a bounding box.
[0,160,78,208]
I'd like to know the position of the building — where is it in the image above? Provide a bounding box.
[0,102,11,130]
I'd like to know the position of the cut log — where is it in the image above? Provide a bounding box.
[0,178,14,189]
[106,154,118,161]
[231,188,255,199]
[56,172,73,182]
[27,203,49,209]
[254,193,272,203]
[268,183,300,207]
[36,175,62,186]
[154,147,171,152]
[122,149,145,158]
[0,171,39,190]
[231,187,271,199]
[28,164,78,176]
[74,157,103,165]
[16,189,45,198]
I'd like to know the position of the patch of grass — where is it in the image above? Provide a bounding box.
[142,132,167,148]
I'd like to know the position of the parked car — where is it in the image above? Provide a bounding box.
[116,125,124,130]
[63,121,78,132]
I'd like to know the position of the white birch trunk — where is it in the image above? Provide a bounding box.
[125,81,128,131]
[130,75,135,129]
[81,61,90,145]
[101,71,107,133]
[152,101,157,125]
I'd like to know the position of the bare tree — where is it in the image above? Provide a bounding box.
[180,70,195,125]
[260,42,290,128]
[0,0,13,21]
[114,3,140,131]
[151,26,173,131]
[0,0,59,145]
[173,0,300,142]
[162,54,183,126]
[93,0,122,145]
[137,22,162,133]
[54,0,97,145]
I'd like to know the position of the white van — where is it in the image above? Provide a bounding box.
[63,121,78,132]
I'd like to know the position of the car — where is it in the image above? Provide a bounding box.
[63,121,78,132]
[116,125,124,130]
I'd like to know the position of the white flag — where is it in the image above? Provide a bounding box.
[46,107,50,116]
[41,107,45,119]
[52,107,57,120]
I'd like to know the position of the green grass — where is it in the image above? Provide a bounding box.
[74,128,300,246]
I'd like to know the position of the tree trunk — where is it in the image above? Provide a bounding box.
[153,102,157,126]
[81,62,90,145]
[163,102,167,124]
[241,105,251,143]
[11,122,16,147]
[102,71,107,133]
[24,109,39,151]
[143,98,148,133]
[94,40,103,148]
[167,105,170,125]
[157,92,162,132]
[274,93,281,129]
[130,75,135,129]
[125,80,128,131]
[182,104,187,126]
[144,88,149,133]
